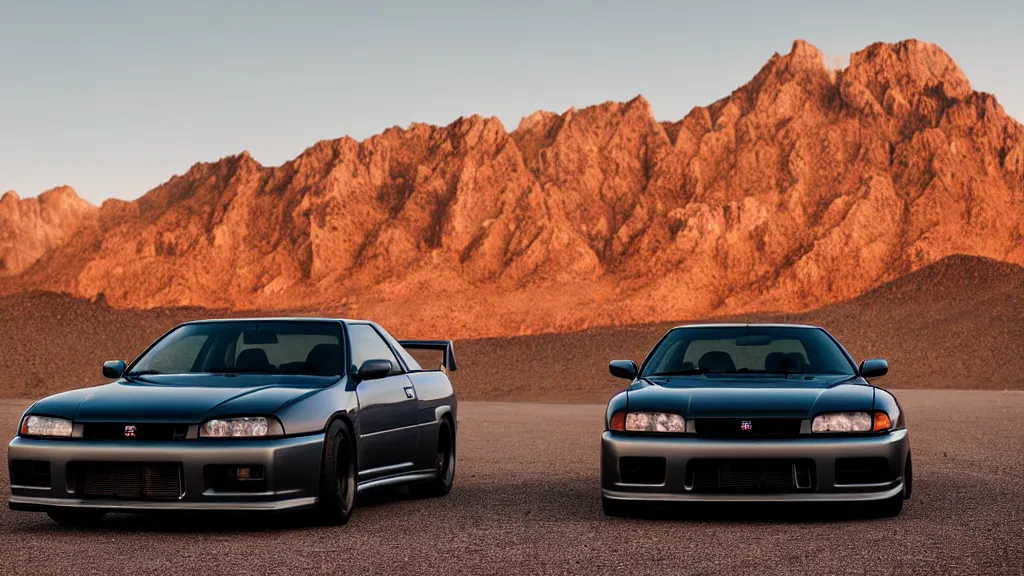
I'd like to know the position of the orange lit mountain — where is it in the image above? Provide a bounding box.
[0,187,97,276]
[3,39,1024,339]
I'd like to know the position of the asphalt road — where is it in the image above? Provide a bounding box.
[2,391,1023,575]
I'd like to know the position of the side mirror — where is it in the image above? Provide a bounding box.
[357,359,393,382]
[609,360,638,380]
[860,358,888,379]
[103,360,126,379]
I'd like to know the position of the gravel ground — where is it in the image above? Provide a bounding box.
[2,391,1023,576]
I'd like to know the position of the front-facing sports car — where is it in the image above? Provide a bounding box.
[601,323,911,517]
[8,318,458,526]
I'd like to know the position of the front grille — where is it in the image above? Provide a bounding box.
[73,463,182,499]
[694,418,803,438]
[11,460,51,487]
[689,459,815,494]
[835,457,893,485]
[618,457,666,485]
[82,422,189,441]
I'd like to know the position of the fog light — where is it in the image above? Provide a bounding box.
[232,466,263,481]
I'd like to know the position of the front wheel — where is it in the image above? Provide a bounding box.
[871,493,904,518]
[412,420,455,498]
[870,452,911,518]
[316,420,356,526]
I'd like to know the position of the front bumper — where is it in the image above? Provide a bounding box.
[7,433,325,513]
[601,429,910,503]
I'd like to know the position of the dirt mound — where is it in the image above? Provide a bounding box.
[452,255,1024,402]
[2,255,1020,402]
[2,39,1023,339]
[0,292,221,399]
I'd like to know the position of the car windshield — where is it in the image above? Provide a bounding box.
[640,326,855,378]
[127,321,344,377]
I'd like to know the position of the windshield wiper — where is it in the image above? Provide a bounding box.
[649,368,708,376]
[206,369,276,375]
[653,368,783,376]
[124,369,163,378]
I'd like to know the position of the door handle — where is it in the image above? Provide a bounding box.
[403,386,415,399]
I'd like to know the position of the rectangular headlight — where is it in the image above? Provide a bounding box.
[20,415,73,437]
[200,416,284,438]
[625,412,686,433]
[811,412,872,433]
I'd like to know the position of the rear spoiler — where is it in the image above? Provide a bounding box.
[398,340,458,372]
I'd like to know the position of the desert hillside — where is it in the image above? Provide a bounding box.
[0,187,97,276]
[1,39,1022,339]
[2,255,1020,402]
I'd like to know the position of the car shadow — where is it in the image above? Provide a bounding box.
[436,476,902,525]
[8,476,902,533]
[604,501,893,524]
[7,484,442,534]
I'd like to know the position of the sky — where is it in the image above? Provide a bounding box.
[1,0,1022,204]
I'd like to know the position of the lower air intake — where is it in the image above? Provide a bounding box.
[688,459,815,494]
[618,457,667,485]
[75,463,182,500]
[10,460,51,488]
[835,457,893,485]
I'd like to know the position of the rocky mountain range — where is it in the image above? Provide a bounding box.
[2,39,1023,338]
[0,186,97,276]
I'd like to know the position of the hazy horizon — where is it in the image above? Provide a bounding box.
[2,0,1022,204]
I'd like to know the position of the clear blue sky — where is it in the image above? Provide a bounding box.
[1,0,1020,203]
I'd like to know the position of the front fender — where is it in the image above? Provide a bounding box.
[872,387,906,430]
[605,390,628,429]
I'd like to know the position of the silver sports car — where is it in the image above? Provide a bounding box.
[8,318,457,526]
[601,323,911,517]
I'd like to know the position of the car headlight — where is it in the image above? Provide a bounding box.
[200,416,284,438]
[812,411,892,433]
[624,412,686,433]
[20,415,73,437]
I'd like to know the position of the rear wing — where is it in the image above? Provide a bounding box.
[398,340,458,372]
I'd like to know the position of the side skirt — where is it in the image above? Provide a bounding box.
[355,470,435,493]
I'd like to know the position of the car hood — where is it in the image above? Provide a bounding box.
[626,375,875,418]
[29,374,336,422]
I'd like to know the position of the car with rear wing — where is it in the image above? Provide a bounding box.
[601,323,911,517]
[7,318,458,527]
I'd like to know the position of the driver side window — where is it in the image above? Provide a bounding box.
[347,324,401,375]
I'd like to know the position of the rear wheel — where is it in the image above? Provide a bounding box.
[316,420,356,526]
[412,420,455,498]
[47,509,106,527]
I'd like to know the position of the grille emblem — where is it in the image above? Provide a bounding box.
[124,425,137,438]
[740,420,753,431]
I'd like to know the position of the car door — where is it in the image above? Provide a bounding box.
[347,323,420,479]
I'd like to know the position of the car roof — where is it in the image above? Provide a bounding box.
[179,317,369,325]
[671,322,824,330]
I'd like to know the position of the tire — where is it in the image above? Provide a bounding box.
[601,495,631,518]
[871,453,911,518]
[872,493,904,518]
[904,451,913,500]
[47,509,106,527]
[412,420,455,498]
[316,420,357,526]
